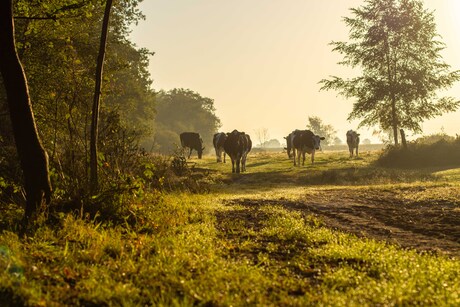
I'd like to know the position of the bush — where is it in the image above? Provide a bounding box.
[376,136,460,168]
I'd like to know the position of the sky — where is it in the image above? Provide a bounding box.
[129,0,460,145]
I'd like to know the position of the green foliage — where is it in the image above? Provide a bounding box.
[376,136,460,168]
[0,0,155,203]
[415,132,455,144]
[170,147,189,176]
[154,89,222,154]
[320,0,460,143]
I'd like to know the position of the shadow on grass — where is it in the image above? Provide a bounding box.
[217,165,443,190]
[246,160,271,168]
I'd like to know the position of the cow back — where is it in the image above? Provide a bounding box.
[292,130,315,149]
[224,130,243,156]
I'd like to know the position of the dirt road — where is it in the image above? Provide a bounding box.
[231,187,460,258]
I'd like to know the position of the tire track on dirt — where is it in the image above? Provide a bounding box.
[225,196,460,258]
[296,201,460,257]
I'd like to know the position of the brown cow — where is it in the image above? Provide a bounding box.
[291,129,325,166]
[223,130,252,173]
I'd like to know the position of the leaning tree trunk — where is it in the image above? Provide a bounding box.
[0,0,52,223]
[89,0,113,194]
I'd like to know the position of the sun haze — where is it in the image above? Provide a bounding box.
[130,0,460,144]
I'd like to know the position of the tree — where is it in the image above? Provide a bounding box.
[0,0,52,223]
[154,89,221,153]
[261,139,281,148]
[6,0,153,197]
[254,128,269,148]
[333,137,343,146]
[90,0,113,193]
[305,116,336,146]
[320,0,460,145]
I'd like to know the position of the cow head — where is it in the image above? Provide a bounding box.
[284,134,292,158]
[313,135,325,150]
[198,146,205,159]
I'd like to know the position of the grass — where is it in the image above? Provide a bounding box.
[1,149,460,305]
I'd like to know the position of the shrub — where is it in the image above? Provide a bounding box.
[376,137,460,168]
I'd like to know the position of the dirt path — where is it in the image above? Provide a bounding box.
[230,189,460,258]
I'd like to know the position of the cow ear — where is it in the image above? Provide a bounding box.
[357,134,360,136]
[320,137,325,140]
[202,147,205,151]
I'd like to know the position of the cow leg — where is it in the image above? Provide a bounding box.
[231,158,235,173]
[236,158,241,173]
[302,151,306,166]
[188,148,192,159]
[242,154,247,172]
[223,152,226,163]
[311,150,315,164]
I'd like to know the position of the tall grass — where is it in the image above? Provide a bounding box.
[0,151,459,305]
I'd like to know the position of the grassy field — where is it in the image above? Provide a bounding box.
[1,150,460,306]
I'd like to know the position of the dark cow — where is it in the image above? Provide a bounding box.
[213,132,227,163]
[346,130,360,157]
[223,130,252,173]
[284,133,293,159]
[180,132,205,159]
[291,129,325,166]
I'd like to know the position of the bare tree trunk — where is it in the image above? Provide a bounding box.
[90,0,113,194]
[0,0,52,223]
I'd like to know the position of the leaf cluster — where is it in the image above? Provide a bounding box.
[320,0,460,134]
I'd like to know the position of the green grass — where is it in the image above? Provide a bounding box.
[1,150,459,305]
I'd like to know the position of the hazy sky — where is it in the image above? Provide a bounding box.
[129,1,460,144]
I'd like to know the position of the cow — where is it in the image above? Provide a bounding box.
[213,132,227,163]
[223,130,252,173]
[284,133,293,159]
[291,129,325,166]
[179,132,205,159]
[346,130,360,157]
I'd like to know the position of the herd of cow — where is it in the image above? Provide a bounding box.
[179,129,360,174]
